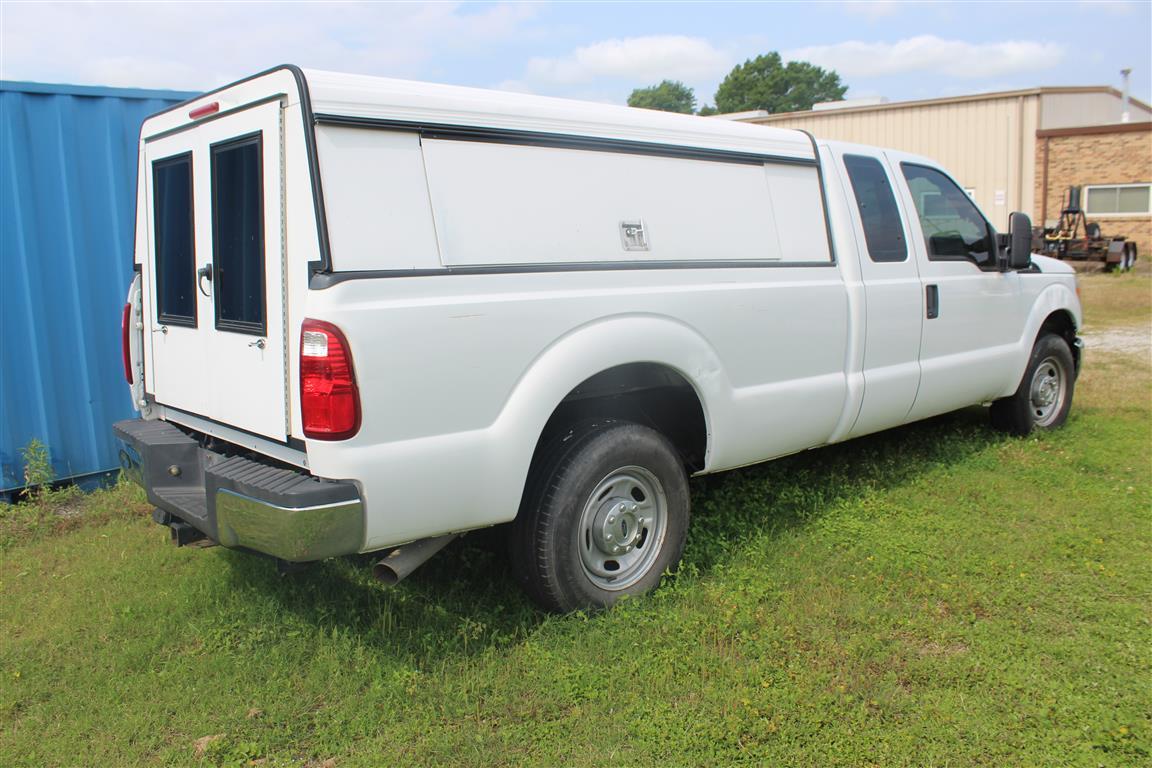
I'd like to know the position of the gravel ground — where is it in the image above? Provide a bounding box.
[1081,325,1152,357]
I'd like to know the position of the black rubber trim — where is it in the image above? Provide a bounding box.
[314,113,817,168]
[796,130,839,267]
[310,259,837,288]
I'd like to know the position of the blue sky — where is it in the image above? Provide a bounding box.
[1,1,1149,109]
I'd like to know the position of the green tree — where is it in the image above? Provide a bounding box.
[627,80,697,114]
[714,52,846,114]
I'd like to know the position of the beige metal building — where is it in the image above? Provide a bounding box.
[732,87,1152,232]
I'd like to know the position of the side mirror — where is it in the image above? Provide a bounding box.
[1007,211,1032,270]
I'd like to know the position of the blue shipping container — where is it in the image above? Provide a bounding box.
[1,81,197,493]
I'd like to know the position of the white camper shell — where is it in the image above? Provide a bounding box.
[116,66,1082,612]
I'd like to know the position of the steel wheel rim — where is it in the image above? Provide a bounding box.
[1029,355,1067,427]
[576,465,668,591]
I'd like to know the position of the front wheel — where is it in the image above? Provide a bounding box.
[510,421,689,613]
[990,333,1076,435]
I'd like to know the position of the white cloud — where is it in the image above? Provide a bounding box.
[0,1,539,90]
[523,36,731,86]
[785,35,1065,79]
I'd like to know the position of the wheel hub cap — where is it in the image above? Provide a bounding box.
[1028,355,1067,426]
[592,500,643,555]
[577,466,668,591]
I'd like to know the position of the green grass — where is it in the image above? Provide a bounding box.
[3,286,1150,767]
[1079,272,1150,331]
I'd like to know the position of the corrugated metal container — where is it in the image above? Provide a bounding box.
[1,81,197,493]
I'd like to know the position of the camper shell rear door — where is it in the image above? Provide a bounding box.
[141,99,288,441]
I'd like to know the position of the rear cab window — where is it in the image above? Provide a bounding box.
[843,154,907,263]
[901,163,997,269]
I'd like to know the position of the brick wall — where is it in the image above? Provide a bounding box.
[1034,123,1152,267]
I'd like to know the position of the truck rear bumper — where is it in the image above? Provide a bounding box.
[114,418,363,562]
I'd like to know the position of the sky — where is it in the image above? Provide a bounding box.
[1,1,1149,110]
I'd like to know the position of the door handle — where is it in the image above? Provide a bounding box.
[197,263,213,297]
[926,284,939,319]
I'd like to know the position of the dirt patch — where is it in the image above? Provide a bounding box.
[1081,324,1151,358]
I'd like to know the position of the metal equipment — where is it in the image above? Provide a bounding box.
[1037,186,1138,271]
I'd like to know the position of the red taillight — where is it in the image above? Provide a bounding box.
[188,101,220,120]
[300,319,361,440]
[121,302,133,384]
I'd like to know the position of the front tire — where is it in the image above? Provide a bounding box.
[990,333,1076,435]
[510,421,689,613]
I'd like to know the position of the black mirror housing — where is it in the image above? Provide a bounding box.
[1007,211,1033,270]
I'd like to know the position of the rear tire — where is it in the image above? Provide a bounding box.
[990,333,1075,436]
[510,420,689,613]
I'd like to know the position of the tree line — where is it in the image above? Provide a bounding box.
[627,52,846,116]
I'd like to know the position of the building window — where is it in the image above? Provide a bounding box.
[1084,184,1151,216]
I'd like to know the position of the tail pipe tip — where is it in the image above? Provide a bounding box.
[372,533,460,586]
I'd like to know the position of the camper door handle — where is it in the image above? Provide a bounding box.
[197,263,213,297]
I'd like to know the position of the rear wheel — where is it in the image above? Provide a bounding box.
[510,420,689,612]
[990,333,1075,435]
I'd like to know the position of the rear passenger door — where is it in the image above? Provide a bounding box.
[834,150,923,438]
[889,154,1024,420]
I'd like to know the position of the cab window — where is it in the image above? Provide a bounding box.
[843,154,906,263]
[901,163,996,269]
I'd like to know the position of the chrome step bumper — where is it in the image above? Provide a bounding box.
[114,419,363,562]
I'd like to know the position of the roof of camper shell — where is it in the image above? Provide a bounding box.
[148,66,815,162]
[300,68,815,161]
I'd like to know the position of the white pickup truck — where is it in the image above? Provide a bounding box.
[115,66,1082,612]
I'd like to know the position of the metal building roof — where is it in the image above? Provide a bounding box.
[1,80,197,493]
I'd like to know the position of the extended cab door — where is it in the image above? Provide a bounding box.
[142,101,287,440]
[832,149,924,438]
[888,152,1024,421]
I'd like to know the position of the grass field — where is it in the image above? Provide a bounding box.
[2,274,1149,767]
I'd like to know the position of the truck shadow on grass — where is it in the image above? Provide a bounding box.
[218,406,1005,659]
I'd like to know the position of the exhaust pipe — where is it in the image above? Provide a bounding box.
[372,533,459,586]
